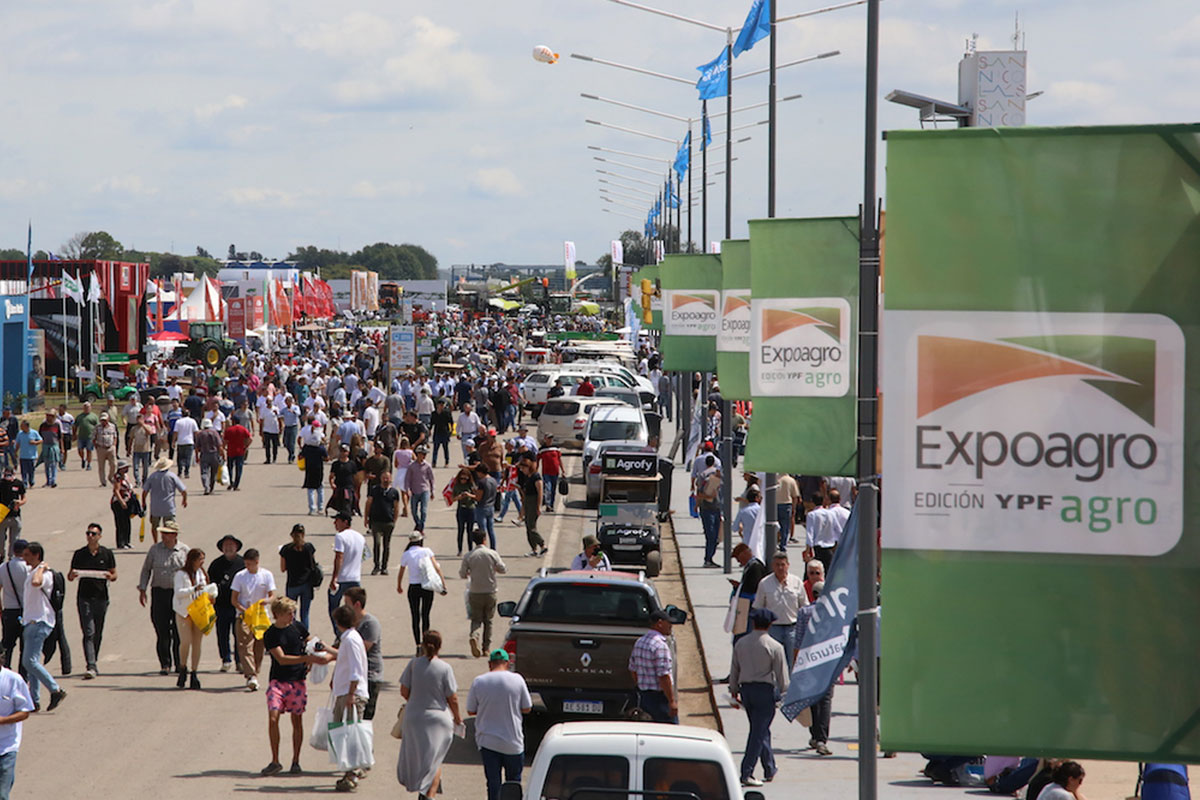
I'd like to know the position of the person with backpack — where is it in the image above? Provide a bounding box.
[20,542,66,712]
[67,522,117,680]
[38,551,71,678]
[0,542,28,674]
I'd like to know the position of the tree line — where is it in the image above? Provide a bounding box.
[0,232,440,282]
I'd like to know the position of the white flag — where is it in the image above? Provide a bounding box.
[87,274,102,303]
[564,241,577,283]
[610,240,623,266]
[62,270,83,304]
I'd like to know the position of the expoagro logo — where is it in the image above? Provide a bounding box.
[882,310,1184,557]
[717,290,751,353]
[751,297,852,397]
[663,289,718,336]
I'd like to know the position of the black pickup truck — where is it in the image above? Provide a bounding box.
[498,569,687,719]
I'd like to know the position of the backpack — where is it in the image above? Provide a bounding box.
[49,569,66,611]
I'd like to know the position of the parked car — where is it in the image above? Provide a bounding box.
[524,369,633,411]
[539,396,623,450]
[500,721,758,800]
[593,386,644,411]
[498,570,686,719]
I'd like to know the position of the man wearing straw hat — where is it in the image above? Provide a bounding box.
[141,457,187,545]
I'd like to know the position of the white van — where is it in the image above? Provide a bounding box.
[501,721,758,800]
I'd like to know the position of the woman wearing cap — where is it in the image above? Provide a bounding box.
[396,630,462,800]
[396,533,447,652]
[109,460,141,550]
[278,525,317,629]
[173,547,216,689]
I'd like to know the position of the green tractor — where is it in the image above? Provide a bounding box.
[187,321,237,368]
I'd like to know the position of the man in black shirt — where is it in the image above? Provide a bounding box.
[208,534,245,673]
[328,444,360,518]
[0,467,26,558]
[728,543,767,644]
[400,411,428,450]
[261,595,327,777]
[430,400,453,468]
[364,471,399,576]
[67,521,117,679]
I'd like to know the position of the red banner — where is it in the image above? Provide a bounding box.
[228,298,246,340]
[250,295,265,329]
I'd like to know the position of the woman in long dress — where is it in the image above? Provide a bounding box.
[397,630,462,799]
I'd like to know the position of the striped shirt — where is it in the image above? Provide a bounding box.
[628,629,671,691]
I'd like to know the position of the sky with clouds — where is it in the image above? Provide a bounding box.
[2,0,1197,268]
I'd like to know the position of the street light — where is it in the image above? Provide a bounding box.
[585,118,678,145]
[596,169,660,188]
[600,177,658,195]
[593,156,663,177]
[587,144,671,163]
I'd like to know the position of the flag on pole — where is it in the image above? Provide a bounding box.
[673,132,691,181]
[87,273,102,303]
[25,222,33,281]
[610,240,624,266]
[703,109,712,150]
[62,270,83,304]
[695,49,729,101]
[564,241,577,284]
[733,0,771,57]
[667,183,680,210]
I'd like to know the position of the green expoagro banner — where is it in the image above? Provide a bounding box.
[880,123,1200,762]
[743,217,858,475]
[716,239,751,400]
[660,254,721,372]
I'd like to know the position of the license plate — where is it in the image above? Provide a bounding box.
[613,544,642,551]
[619,537,639,544]
[563,700,604,714]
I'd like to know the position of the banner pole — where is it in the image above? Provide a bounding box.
[701,101,708,250]
[687,120,694,252]
[857,1,882,799]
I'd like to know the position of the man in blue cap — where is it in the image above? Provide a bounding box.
[730,607,788,787]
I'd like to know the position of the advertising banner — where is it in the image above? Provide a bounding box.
[250,295,265,329]
[716,238,751,400]
[227,298,246,341]
[388,325,416,381]
[659,254,721,373]
[564,241,577,284]
[880,124,1200,761]
[743,217,859,474]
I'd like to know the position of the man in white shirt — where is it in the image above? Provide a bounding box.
[328,604,370,793]
[457,403,482,460]
[171,411,199,479]
[804,495,834,572]
[20,542,66,711]
[468,649,532,800]
[231,548,277,691]
[752,552,807,669]
[0,648,34,794]
[362,402,380,438]
[327,511,364,635]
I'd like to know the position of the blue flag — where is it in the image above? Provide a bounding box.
[653,198,661,219]
[702,110,712,150]
[26,222,33,281]
[695,49,729,101]
[667,183,680,209]
[673,132,690,181]
[781,496,864,720]
[733,0,771,57]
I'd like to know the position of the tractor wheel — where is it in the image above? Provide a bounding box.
[202,342,221,367]
[644,550,662,578]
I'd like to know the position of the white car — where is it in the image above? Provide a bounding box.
[582,405,650,505]
[525,370,636,412]
[501,721,757,800]
[538,396,623,450]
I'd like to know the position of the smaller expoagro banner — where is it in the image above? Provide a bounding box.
[716,239,751,400]
[660,253,722,373]
[744,217,859,475]
[881,123,1200,762]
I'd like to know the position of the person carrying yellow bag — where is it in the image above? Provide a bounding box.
[230,548,277,691]
[174,547,217,690]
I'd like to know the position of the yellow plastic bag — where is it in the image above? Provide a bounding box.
[297,455,306,471]
[187,592,216,635]
[139,515,146,542]
[243,600,271,640]
[0,503,9,524]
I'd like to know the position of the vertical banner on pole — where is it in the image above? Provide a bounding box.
[228,298,246,342]
[660,253,721,373]
[881,124,1200,761]
[716,239,751,400]
[743,217,859,474]
[610,240,623,267]
[564,241,577,285]
[388,325,416,383]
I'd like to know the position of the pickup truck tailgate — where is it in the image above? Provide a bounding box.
[517,629,642,691]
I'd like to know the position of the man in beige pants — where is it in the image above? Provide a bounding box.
[93,414,119,487]
[458,528,506,657]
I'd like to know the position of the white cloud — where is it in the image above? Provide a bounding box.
[348,180,421,199]
[471,167,524,198]
[194,94,248,121]
[92,176,158,196]
[293,12,397,57]
[225,187,305,207]
[0,179,46,199]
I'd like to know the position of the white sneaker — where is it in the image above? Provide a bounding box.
[741,776,764,787]
[220,661,233,673]
[248,676,259,691]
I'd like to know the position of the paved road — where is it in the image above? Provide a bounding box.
[10,420,713,798]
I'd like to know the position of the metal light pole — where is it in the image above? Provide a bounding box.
[857,1,882,798]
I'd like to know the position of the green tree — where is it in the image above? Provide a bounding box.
[398,243,438,278]
[0,248,24,260]
[196,246,212,259]
[70,231,124,259]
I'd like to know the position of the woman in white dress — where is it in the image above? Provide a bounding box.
[392,436,414,518]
